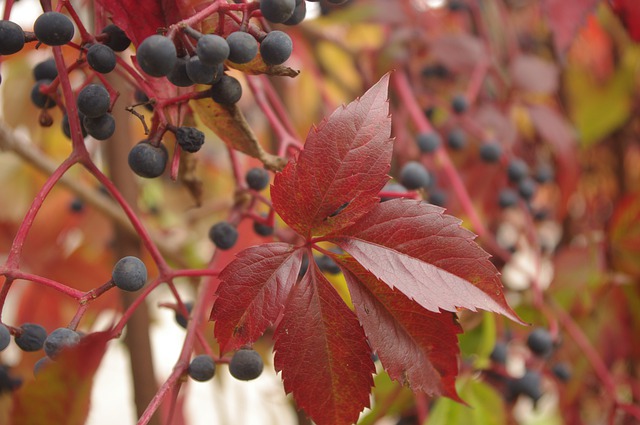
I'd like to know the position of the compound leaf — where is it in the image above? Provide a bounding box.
[274,262,375,425]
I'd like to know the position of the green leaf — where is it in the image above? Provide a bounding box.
[564,45,640,146]
[426,377,506,425]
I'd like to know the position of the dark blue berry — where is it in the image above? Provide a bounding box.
[526,328,554,357]
[188,355,216,381]
[15,324,47,352]
[229,349,263,381]
[479,143,502,163]
[128,142,168,178]
[416,131,441,153]
[34,12,75,46]
[112,256,147,292]
[209,221,238,250]
[399,161,431,190]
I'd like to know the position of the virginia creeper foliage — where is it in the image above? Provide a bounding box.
[211,74,520,424]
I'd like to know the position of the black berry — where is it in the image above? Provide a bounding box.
[69,197,84,212]
[33,58,58,81]
[447,128,467,150]
[62,112,88,139]
[136,35,177,77]
[0,326,10,352]
[196,34,229,66]
[186,56,217,84]
[0,20,25,55]
[174,301,194,329]
[260,30,293,65]
[399,161,431,190]
[260,0,296,23]
[421,63,449,79]
[128,141,168,178]
[507,158,529,183]
[490,342,508,364]
[526,328,554,357]
[167,56,194,87]
[229,348,263,381]
[416,131,441,153]
[552,362,571,382]
[315,255,341,275]
[507,370,543,402]
[15,323,47,352]
[112,256,147,292]
[253,219,274,236]
[86,43,116,74]
[245,167,270,191]
[208,221,238,250]
[428,189,447,207]
[479,143,502,163]
[188,355,216,382]
[83,113,116,140]
[284,1,307,25]
[451,93,468,114]
[0,365,22,393]
[498,188,519,209]
[518,178,537,201]
[176,126,205,153]
[77,84,110,118]
[101,24,130,52]
[33,357,52,376]
[43,328,80,359]
[226,31,258,64]
[210,75,242,105]
[34,12,75,46]
[31,80,56,109]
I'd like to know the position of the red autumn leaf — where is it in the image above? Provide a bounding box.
[331,200,521,322]
[211,243,303,352]
[341,258,462,400]
[273,262,375,425]
[10,331,110,425]
[611,0,640,41]
[271,73,393,238]
[212,74,521,425]
[542,0,600,54]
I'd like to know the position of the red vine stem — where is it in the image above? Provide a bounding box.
[552,301,617,396]
[137,255,222,425]
[394,71,482,228]
[4,156,76,270]
[246,75,302,156]
[82,160,169,274]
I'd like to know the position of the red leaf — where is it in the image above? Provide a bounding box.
[274,262,375,425]
[542,0,600,54]
[341,259,463,401]
[96,0,170,46]
[271,73,393,238]
[332,199,521,323]
[611,0,640,41]
[211,243,303,352]
[11,331,110,425]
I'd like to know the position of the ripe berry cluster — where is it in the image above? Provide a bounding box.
[487,328,571,404]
